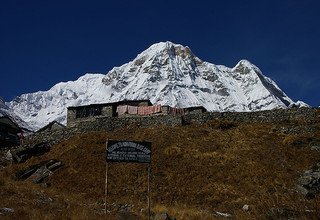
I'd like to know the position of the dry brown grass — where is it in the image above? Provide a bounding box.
[1,118,320,219]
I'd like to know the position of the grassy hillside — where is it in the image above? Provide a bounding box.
[1,112,320,219]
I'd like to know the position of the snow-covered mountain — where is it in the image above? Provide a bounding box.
[7,41,307,130]
[0,97,32,131]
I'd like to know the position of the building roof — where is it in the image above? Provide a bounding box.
[185,106,207,111]
[67,100,152,110]
[37,121,66,132]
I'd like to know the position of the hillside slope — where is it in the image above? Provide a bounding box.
[1,111,320,219]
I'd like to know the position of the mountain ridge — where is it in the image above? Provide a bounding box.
[6,41,308,130]
[0,97,32,131]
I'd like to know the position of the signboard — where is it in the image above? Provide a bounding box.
[106,140,152,163]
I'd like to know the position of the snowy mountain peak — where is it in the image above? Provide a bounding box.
[139,41,194,57]
[235,59,254,67]
[7,42,304,130]
[232,59,260,74]
[134,41,200,68]
[102,41,202,91]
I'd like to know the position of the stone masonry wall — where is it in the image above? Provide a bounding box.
[27,108,319,145]
[27,115,182,145]
[183,107,318,125]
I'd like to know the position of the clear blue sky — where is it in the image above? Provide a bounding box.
[1,0,319,106]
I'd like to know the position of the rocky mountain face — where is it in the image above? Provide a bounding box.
[0,97,32,131]
[0,97,8,112]
[6,42,306,130]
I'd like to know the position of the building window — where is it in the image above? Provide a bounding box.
[75,106,102,118]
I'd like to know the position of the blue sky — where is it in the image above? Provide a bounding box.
[0,0,319,106]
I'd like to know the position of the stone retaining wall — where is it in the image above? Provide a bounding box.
[27,115,182,145]
[27,108,319,145]
[184,107,318,125]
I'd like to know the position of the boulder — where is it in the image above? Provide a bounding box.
[5,150,12,161]
[0,207,14,215]
[16,159,63,183]
[154,212,175,220]
[11,142,51,163]
[242,204,250,211]
[297,162,320,198]
[311,145,320,151]
[30,166,53,184]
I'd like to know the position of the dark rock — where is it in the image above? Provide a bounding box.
[15,163,43,180]
[297,162,320,198]
[115,204,139,220]
[5,150,12,161]
[0,207,14,215]
[297,176,313,186]
[15,159,63,183]
[296,185,309,196]
[46,160,63,171]
[31,166,53,184]
[11,142,51,163]
[154,212,175,220]
[311,145,320,151]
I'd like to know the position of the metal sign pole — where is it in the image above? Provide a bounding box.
[148,164,151,220]
[105,139,109,216]
[105,162,108,215]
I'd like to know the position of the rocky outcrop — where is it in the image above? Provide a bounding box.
[297,162,320,198]
[10,142,51,163]
[15,159,63,184]
[0,207,14,216]
[154,212,176,220]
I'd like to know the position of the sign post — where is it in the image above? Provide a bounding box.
[104,162,108,214]
[147,164,151,220]
[105,140,152,219]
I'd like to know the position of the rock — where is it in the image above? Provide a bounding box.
[311,172,320,179]
[311,145,320,151]
[213,211,232,218]
[47,160,62,171]
[5,150,12,161]
[297,162,320,198]
[15,159,63,183]
[37,194,53,204]
[117,204,129,213]
[304,170,313,175]
[242,204,249,211]
[11,142,51,163]
[30,166,53,184]
[297,176,313,185]
[15,164,42,180]
[154,212,174,220]
[0,207,14,215]
[296,185,309,196]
